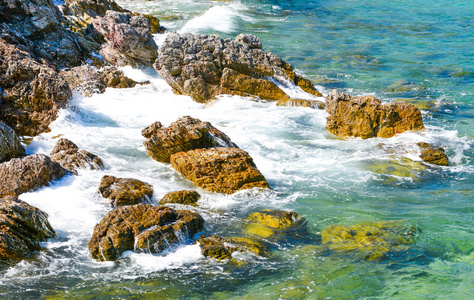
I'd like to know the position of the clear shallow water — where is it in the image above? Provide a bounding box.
[1,0,473,299]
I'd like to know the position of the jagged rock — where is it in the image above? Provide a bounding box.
[59,0,128,19]
[154,33,322,103]
[131,13,164,34]
[88,204,204,261]
[100,66,147,89]
[0,122,25,163]
[0,154,68,197]
[0,196,55,260]
[92,11,158,67]
[159,190,201,205]
[50,138,104,173]
[170,147,269,194]
[325,90,425,139]
[417,142,449,166]
[197,235,269,260]
[98,175,153,207]
[245,209,305,238]
[142,116,237,163]
[0,40,72,136]
[276,98,325,109]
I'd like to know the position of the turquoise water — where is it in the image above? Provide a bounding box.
[1,0,473,298]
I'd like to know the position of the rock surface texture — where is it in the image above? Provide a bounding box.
[142,116,237,163]
[88,204,204,261]
[325,90,425,139]
[170,147,269,194]
[98,175,153,207]
[0,122,25,163]
[0,196,55,260]
[50,138,104,173]
[0,154,67,197]
[160,190,201,205]
[154,33,322,103]
[246,209,306,238]
[417,142,449,166]
[197,235,269,260]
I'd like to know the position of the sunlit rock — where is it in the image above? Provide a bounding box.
[196,235,269,260]
[50,138,104,173]
[0,122,25,163]
[159,190,201,206]
[98,175,153,207]
[417,142,449,166]
[363,156,426,180]
[245,209,305,238]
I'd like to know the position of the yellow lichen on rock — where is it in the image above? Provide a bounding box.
[245,209,303,238]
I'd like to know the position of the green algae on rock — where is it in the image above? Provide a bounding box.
[197,235,270,260]
[246,209,305,238]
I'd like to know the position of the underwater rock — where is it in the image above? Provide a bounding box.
[98,175,153,207]
[276,98,325,109]
[88,204,204,261]
[154,32,321,103]
[50,138,104,173]
[170,147,269,194]
[197,235,269,260]
[0,154,68,197]
[0,122,25,163]
[0,196,55,260]
[245,209,305,238]
[325,90,425,139]
[321,221,418,261]
[363,157,426,181]
[417,142,449,166]
[159,190,201,205]
[142,116,238,163]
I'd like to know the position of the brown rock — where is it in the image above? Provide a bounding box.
[88,204,204,261]
[0,122,25,163]
[276,98,325,109]
[132,13,164,34]
[160,190,201,205]
[196,235,269,260]
[0,154,68,197]
[98,175,153,207]
[142,116,237,163]
[417,142,449,166]
[170,147,269,194]
[50,138,104,173]
[325,90,425,139]
[0,196,55,260]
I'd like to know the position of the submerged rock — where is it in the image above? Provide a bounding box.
[98,175,153,207]
[197,235,269,260]
[0,122,25,163]
[0,196,55,260]
[142,116,237,163]
[246,209,305,238]
[159,190,201,205]
[325,90,425,139]
[170,147,269,194]
[50,138,104,173]
[0,154,68,197]
[88,204,204,261]
[154,33,322,103]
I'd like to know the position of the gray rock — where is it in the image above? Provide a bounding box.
[0,122,25,163]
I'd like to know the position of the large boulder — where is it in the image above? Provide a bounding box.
[92,11,158,67]
[0,40,72,136]
[142,116,237,163]
[197,235,269,260]
[98,175,153,207]
[0,196,55,260]
[159,190,201,206]
[0,154,68,197]
[170,147,269,194]
[50,138,104,173]
[154,33,322,103]
[88,204,204,261]
[0,122,25,163]
[325,90,425,139]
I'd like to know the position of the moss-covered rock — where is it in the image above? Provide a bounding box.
[159,190,201,205]
[245,209,304,238]
[196,235,269,260]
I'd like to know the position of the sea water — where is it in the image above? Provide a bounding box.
[1,0,472,298]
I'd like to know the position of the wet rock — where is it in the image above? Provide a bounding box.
[325,90,425,139]
[417,142,449,166]
[197,235,269,260]
[0,122,25,163]
[50,138,104,173]
[276,98,325,109]
[98,175,153,207]
[0,40,72,136]
[363,157,426,180]
[159,190,201,205]
[59,0,128,20]
[321,221,418,261]
[92,11,158,67]
[170,147,269,194]
[154,33,321,103]
[142,116,237,163]
[88,204,204,261]
[245,209,305,238]
[0,154,68,197]
[0,196,55,260]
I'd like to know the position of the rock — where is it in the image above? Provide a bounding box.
[196,235,269,260]
[159,190,201,205]
[154,33,321,103]
[321,221,418,261]
[0,154,68,197]
[92,11,158,67]
[132,13,164,34]
[100,66,147,89]
[417,142,449,166]
[0,40,72,136]
[60,0,128,20]
[276,98,325,109]
[98,175,153,207]
[0,196,55,260]
[0,122,25,163]
[245,209,305,238]
[170,147,269,194]
[50,138,104,173]
[325,90,425,139]
[142,116,237,163]
[88,204,204,261]
[363,157,426,180]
